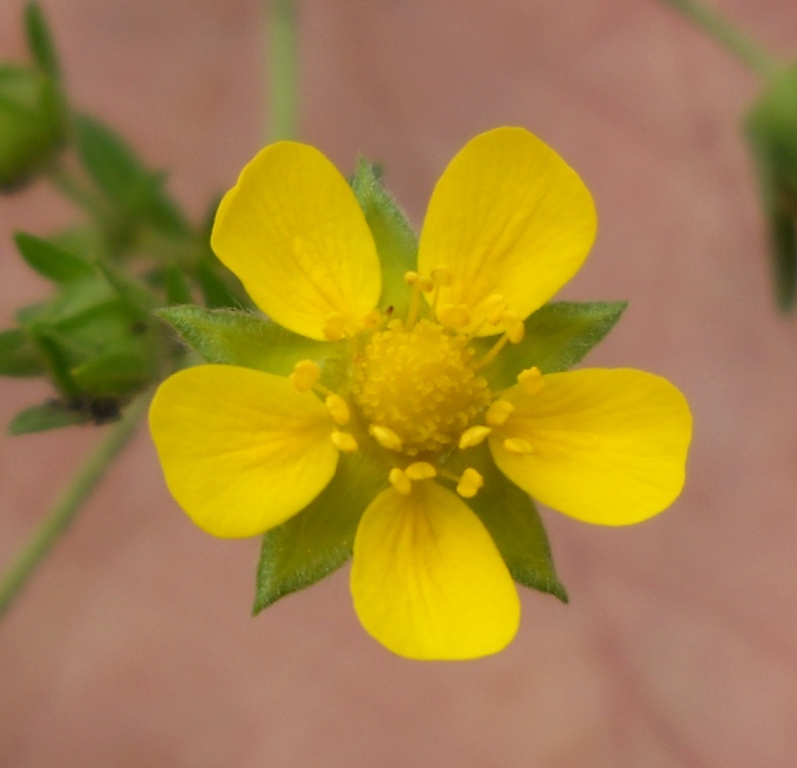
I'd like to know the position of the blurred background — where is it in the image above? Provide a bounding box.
[1,1,796,765]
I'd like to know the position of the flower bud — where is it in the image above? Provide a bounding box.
[0,65,66,191]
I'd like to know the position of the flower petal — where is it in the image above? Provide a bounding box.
[351,482,520,660]
[211,142,381,340]
[489,368,692,525]
[149,365,339,538]
[417,127,596,334]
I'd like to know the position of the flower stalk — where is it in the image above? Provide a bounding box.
[0,393,150,618]
[267,0,299,141]
[659,0,780,78]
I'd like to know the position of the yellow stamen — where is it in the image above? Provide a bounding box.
[437,303,471,330]
[518,366,545,396]
[331,431,358,453]
[369,424,404,452]
[458,425,492,449]
[405,271,433,331]
[289,360,321,392]
[405,461,437,481]
[389,467,412,495]
[325,394,350,425]
[323,312,347,341]
[456,468,484,498]
[503,437,534,455]
[502,310,525,344]
[485,399,514,426]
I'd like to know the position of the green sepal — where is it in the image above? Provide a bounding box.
[74,114,189,237]
[24,3,62,83]
[447,443,568,602]
[478,300,627,389]
[28,327,81,397]
[14,232,96,282]
[351,158,417,318]
[0,327,44,376]
[254,448,390,613]
[157,305,340,377]
[8,400,89,434]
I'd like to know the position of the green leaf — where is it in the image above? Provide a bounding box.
[351,158,417,317]
[254,448,390,613]
[14,232,96,282]
[157,305,340,378]
[74,114,188,235]
[70,349,154,397]
[162,263,193,305]
[449,444,568,602]
[24,3,62,81]
[95,260,158,314]
[768,206,797,311]
[0,327,44,376]
[478,300,627,389]
[195,260,246,309]
[8,400,88,434]
[28,328,81,397]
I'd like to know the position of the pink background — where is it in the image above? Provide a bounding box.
[2,1,797,765]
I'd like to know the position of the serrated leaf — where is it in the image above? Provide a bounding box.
[24,3,61,81]
[351,158,418,317]
[448,444,568,602]
[8,400,88,434]
[478,300,627,389]
[254,448,390,613]
[0,327,44,376]
[74,114,189,235]
[14,232,95,282]
[157,305,339,377]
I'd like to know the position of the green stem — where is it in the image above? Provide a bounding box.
[267,0,299,141]
[660,0,781,78]
[0,394,149,618]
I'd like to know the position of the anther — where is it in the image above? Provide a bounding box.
[503,437,534,455]
[501,310,525,344]
[289,360,321,392]
[438,303,471,330]
[361,308,382,330]
[325,394,350,425]
[331,431,358,453]
[518,367,545,396]
[458,425,492,449]
[369,424,404,452]
[485,399,514,426]
[405,462,437,481]
[389,467,412,495]
[323,312,347,341]
[456,468,484,499]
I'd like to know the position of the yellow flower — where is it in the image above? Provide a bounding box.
[149,127,692,660]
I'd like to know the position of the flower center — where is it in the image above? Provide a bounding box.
[352,318,491,456]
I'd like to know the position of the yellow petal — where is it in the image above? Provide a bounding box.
[417,127,596,335]
[149,365,339,538]
[351,482,520,660]
[489,368,692,525]
[211,142,381,340]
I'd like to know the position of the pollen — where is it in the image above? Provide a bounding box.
[353,318,491,456]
